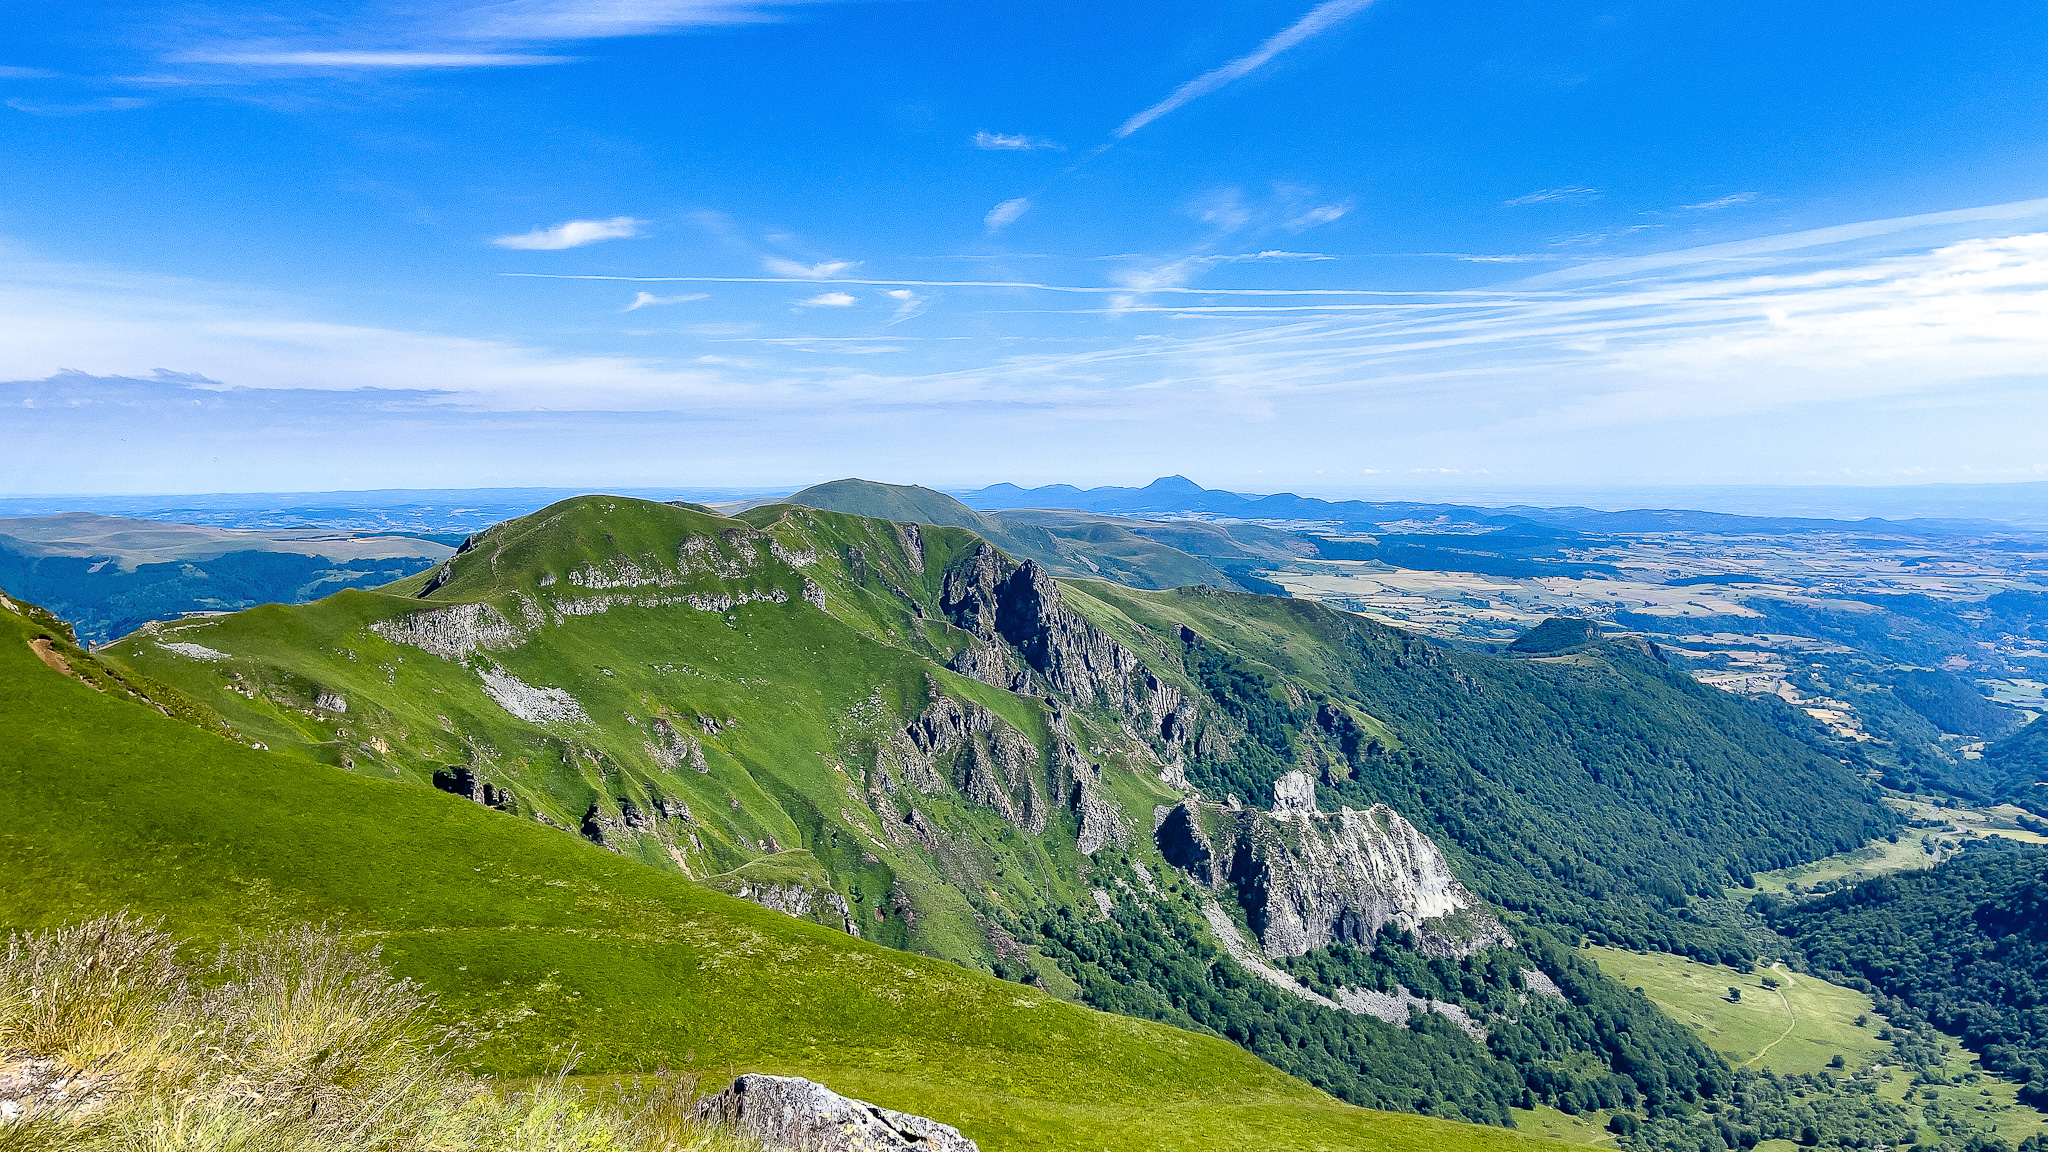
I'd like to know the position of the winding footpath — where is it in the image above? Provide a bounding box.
[1745,965,1800,1068]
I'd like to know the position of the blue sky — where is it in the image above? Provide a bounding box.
[2,0,2046,495]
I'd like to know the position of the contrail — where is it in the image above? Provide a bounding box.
[499,272,1531,297]
[1115,0,1378,138]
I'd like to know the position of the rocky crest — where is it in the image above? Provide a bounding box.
[1157,770,1509,958]
[939,547,1142,712]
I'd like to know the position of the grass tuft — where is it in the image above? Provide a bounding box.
[0,914,757,1152]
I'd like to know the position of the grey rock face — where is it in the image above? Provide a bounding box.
[1158,771,1509,958]
[646,716,710,773]
[371,601,525,659]
[698,1074,978,1152]
[905,695,1047,833]
[938,547,1142,713]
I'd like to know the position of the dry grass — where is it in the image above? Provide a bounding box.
[0,913,757,1152]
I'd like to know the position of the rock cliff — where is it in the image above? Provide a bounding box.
[1157,770,1509,958]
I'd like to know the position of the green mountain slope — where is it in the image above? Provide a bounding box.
[0,588,1556,1152]
[785,478,1233,591]
[88,494,1897,1126]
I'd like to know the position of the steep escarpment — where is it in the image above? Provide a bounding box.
[1157,770,1508,958]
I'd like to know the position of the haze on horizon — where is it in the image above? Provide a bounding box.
[2,0,2045,496]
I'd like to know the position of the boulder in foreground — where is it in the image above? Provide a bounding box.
[699,1074,980,1152]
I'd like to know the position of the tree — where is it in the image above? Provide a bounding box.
[1730,986,1743,1002]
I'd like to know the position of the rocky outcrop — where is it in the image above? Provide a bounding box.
[904,695,1047,833]
[938,547,1142,712]
[1158,770,1509,958]
[697,1074,978,1152]
[646,716,710,773]
[371,601,525,659]
[430,765,519,813]
[1197,901,1485,1040]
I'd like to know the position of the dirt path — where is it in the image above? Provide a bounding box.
[1746,964,1799,1067]
[28,638,72,676]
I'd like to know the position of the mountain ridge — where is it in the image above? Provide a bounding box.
[87,493,1898,1124]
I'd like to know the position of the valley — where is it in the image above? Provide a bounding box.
[5,481,2045,1152]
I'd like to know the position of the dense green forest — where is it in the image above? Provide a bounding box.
[1764,842,2048,1108]
[1984,723,2048,816]
[1014,853,1725,1125]
[1133,595,1899,965]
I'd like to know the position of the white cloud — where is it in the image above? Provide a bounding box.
[796,292,857,307]
[883,288,926,323]
[624,291,708,310]
[451,0,809,40]
[973,131,1060,150]
[175,51,573,67]
[1111,260,1203,292]
[1285,204,1348,231]
[9,200,2048,488]
[1115,0,1377,138]
[764,257,858,278]
[6,97,150,115]
[984,197,1031,233]
[492,217,644,250]
[0,65,60,78]
[1504,186,1602,206]
[1673,191,1758,213]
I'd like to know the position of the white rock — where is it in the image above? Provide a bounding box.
[698,1074,978,1152]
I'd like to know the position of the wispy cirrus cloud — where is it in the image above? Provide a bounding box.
[764,257,859,277]
[883,289,927,323]
[448,0,810,41]
[984,198,1031,233]
[9,199,2048,487]
[6,97,150,115]
[1504,186,1602,206]
[1115,0,1378,138]
[160,0,831,82]
[1672,191,1759,213]
[0,65,60,78]
[173,50,573,67]
[492,216,645,249]
[973,131,1061,151]
[624,291,708,310]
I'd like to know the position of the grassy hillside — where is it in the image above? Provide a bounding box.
[1763,841,2048,1109]
[1589,949,1888,1075]
[0,588,1554,1152]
